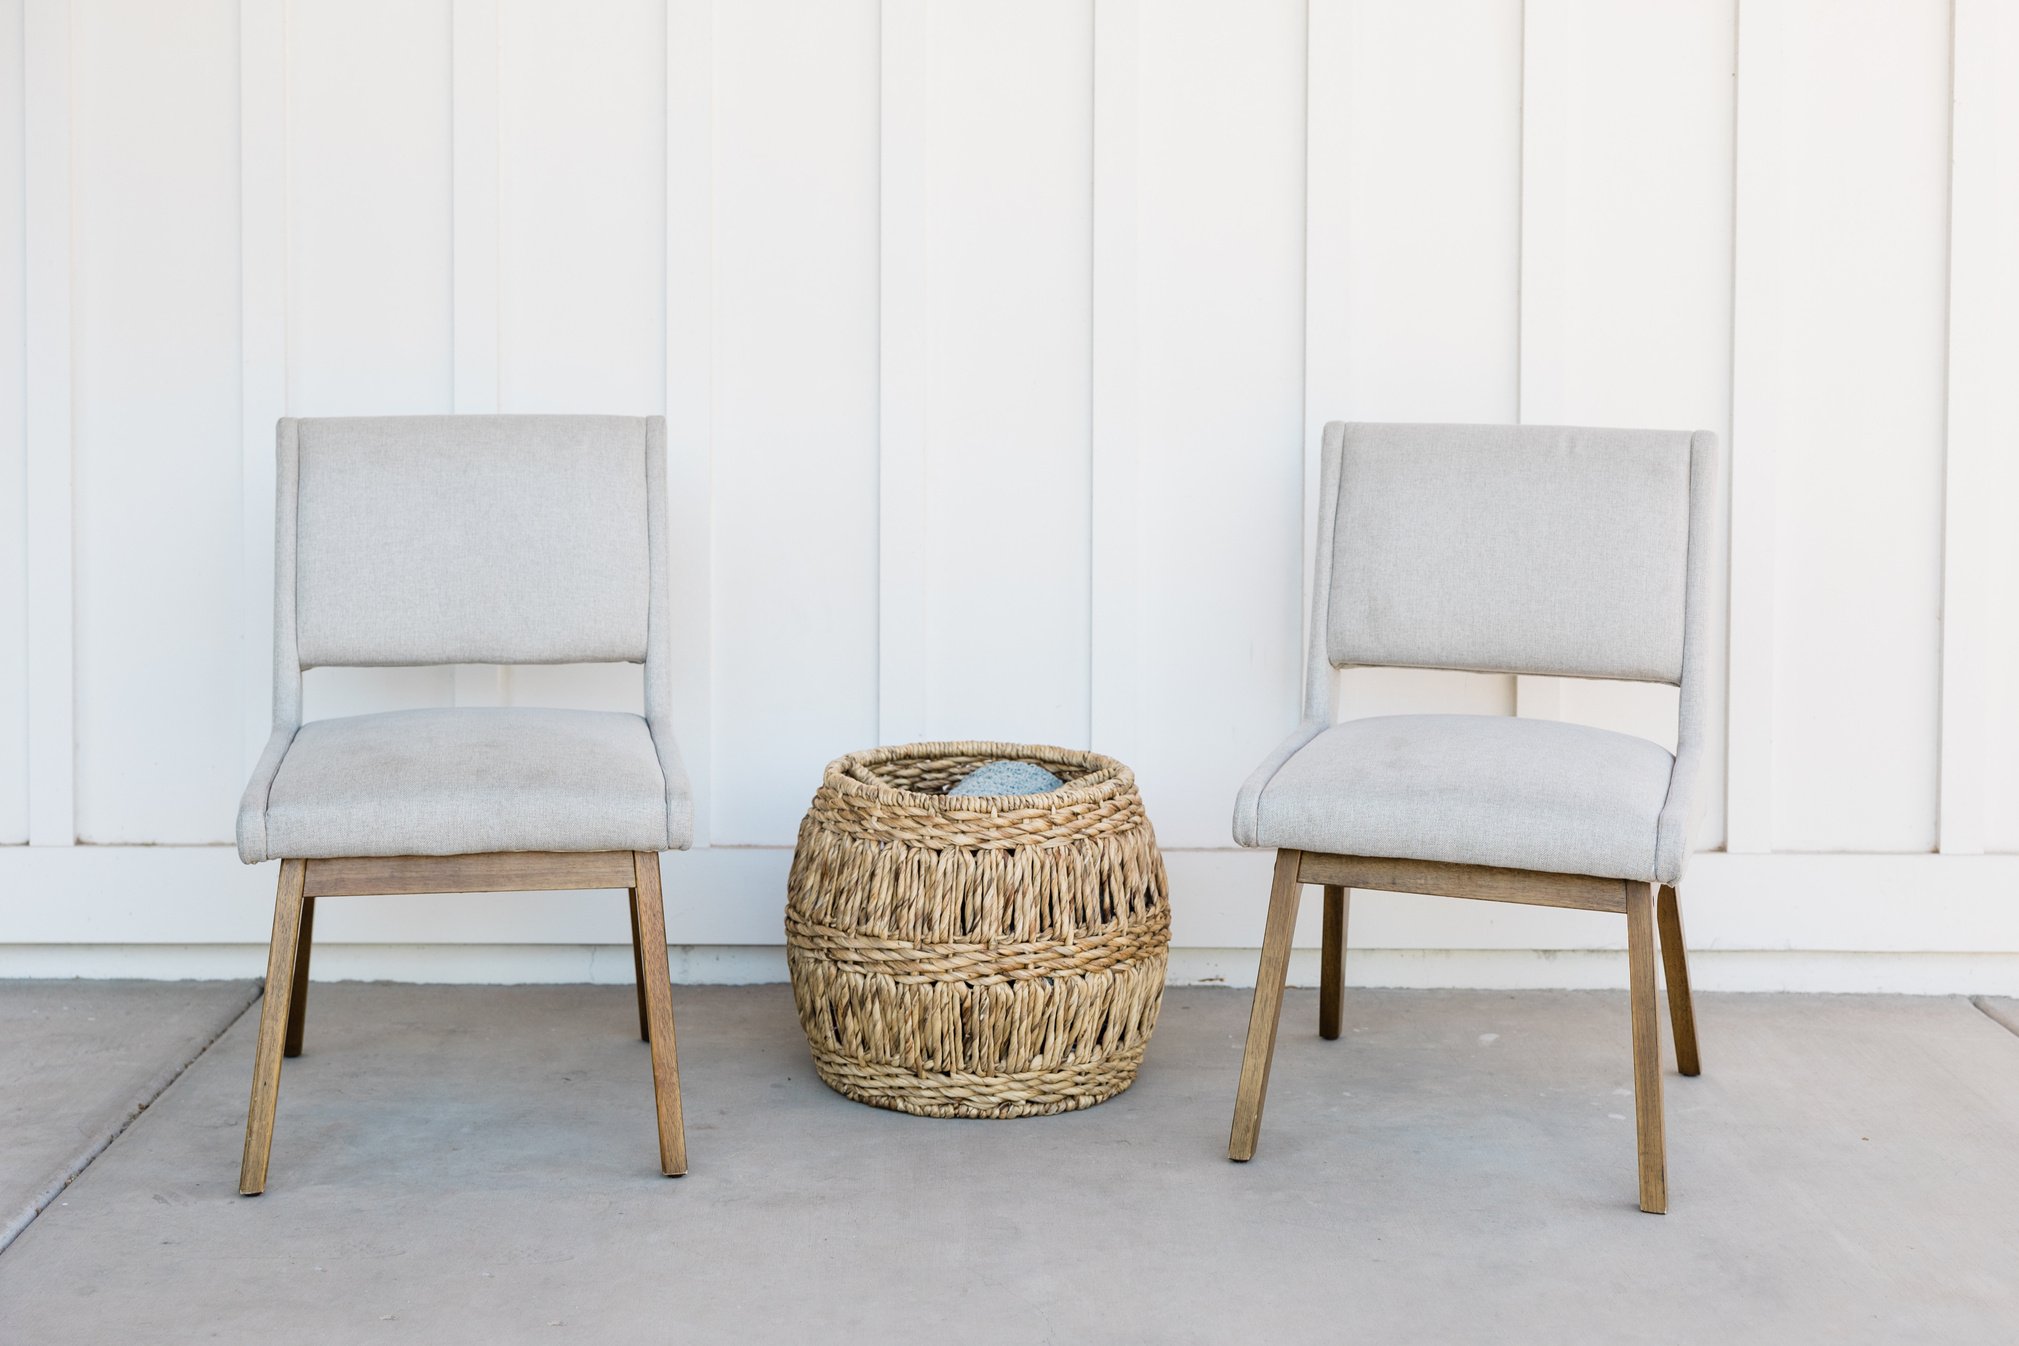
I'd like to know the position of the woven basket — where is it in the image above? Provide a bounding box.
[785,741,1171,1118]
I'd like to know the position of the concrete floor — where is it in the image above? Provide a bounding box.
[1,982,2015,1344]
[0,978,257,1248]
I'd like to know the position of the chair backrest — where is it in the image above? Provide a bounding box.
[275,414,666,670]
[1313,422,1717,688]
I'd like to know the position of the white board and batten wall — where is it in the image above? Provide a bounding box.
[2,0,2015,990]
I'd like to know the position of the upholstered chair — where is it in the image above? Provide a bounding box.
[1228,421,1720,1213]
[234,415,691,1194]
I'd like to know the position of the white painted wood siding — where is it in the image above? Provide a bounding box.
[2,1,2014,985]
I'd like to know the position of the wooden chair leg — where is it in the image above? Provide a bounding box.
[1656,884,1700,1076]
[626,888,650,1042]
[1625,880,1667,1213]
[1229,850,1304,1162]
[241,859,307,1196]
[1319,884,1348,1040]
[283,894,314,1058]
[630,852,687,1176]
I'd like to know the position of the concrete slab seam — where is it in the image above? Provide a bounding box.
[0,981,263,1256]
[1969,996,2019,1040]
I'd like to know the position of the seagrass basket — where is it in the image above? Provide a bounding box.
[784,741,1171,1118]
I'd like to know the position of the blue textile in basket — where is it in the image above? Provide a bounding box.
[947,760,1066,798]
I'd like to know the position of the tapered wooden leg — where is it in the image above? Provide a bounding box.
[241,860,307,1196]
[283,895,315,1058]
[630,852,687,1176]
[627,888,650,1042]
[1229,850,1304,1162]
[1625,880,1667,1213]
[1319,884,1348,1040]
[1656,884,1700,1076]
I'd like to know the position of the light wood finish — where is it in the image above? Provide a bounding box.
[1229,850,1304,1161]
[242,849,683,1191]
[1657,883,1700,1076]
[1319,884,1347,1040]
[302,850,638,898]
[1231,849,1700,1212]
[627,887,651,1042]
[630,852,688,1176]
[240,859,306,1196]
[283,894,314,1058]
[1625,880,1667,1214]
[1294,852,1626,914]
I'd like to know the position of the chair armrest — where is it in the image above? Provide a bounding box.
[1653,731,1706,888]
[645,713,696,852]
[236,725,298,864]
[1232,719,1329,848]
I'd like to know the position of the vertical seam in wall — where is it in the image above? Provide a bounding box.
[875,0,929,746]
[1513,0,1525,425]
[1933,0,1970,854]
[1085,0,1096,752]
[1090,0,1139,760]
[240,0,290,788]
[1723,0,1776,853]
[665,0,714,843]
[873,0,884,742]
[22,0,75,846]
[1720,0,1740,850]
[1297,0,1315,721]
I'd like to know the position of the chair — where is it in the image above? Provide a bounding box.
[234,414,691,1194]
[1228,421,1720,1213]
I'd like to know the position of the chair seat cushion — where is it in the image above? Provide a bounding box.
[1244,714,1675,882]
[247,707,685,861]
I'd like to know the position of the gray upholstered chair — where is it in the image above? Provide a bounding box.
[234,415,691,1194]
[1228,421,1720,1213]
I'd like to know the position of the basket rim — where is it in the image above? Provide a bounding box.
[820,740,1137,812]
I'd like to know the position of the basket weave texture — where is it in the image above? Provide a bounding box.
[785,741,1171,1118]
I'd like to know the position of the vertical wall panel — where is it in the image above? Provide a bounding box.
[451,0,500,418]
[492,0,665,719]
[708,0,880,844]
[70,0,241,841]
[1517,0,1735,795]
[287,0,457,723]
[1725,1,1780,852]
[878,0,928,747]
[1129,0,1306,846]
[1305,0,1522,725]
[661,0,714,838]
[239,0,287,771]
[287,0,453,416]
[1088,0,1141,769]
[884,0,1094,748]
[498,0,663,415]
[22,0,73,843]
[0,0,26,842]
[0,2,2001,909]
[1739,0,1950,852]
[1950,0,2019,853]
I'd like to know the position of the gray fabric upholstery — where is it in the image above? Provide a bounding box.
[294,416,651,668]
[1327,423,1691,682]
[238,413,693,864]
[639,417,693,852]
[237,726,296,864]
[250,708,684,861]
[1654,431,1721,883]
[1236,421,1722,887]
[1239,714,1675,882]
